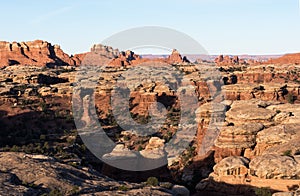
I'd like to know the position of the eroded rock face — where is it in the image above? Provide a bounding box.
[250,154,300,179]
[214,123,264,162]
[253,124,300,156]
[221,64,300,104]
[212,99,300,163]
[215,123,264,149]
[0,40,79,67]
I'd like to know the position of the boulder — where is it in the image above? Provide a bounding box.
[249,154,300,179]
[171,185,190,196]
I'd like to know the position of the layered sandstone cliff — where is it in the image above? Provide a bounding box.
[0,40,80,67]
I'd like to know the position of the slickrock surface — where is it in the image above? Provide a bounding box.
[0,152,172,196]
[225,100,277,126]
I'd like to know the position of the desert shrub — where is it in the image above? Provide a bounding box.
[182,146,196,164]
[40,134,46,140]
[287,93,295,104]
[79,144,87,152]
[11,145,20,152]
[66,137,75,144]
[48,188,63,196]
[40,102,47,112]
[123,135,130,141]
[283,150,292,157]
[254,187,272,196]
[137,145,143,151]
[67,185,80,195]
[146,177,159,186]
[118,185,129,191]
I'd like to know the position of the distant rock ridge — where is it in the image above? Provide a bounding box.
[0,40,80,67]
[108,48,191,67]
[0,40,193,68]
[267,53,300,64]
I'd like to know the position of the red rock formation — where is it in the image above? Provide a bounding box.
[0,40,79,67]
[214,55,250,66]
[167,49,190,64]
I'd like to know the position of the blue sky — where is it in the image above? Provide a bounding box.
[1,0,300,55]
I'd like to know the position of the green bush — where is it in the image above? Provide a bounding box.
[68,185,80,195]
[40,134,46,140]
[254,187,272,196]
[137,146,143,151]
[48,188,63,196]
[283,150,292,157]
[40,102,47,112]
[287,93,295,104]
[146,177,159,186]
[118,185,129,191]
